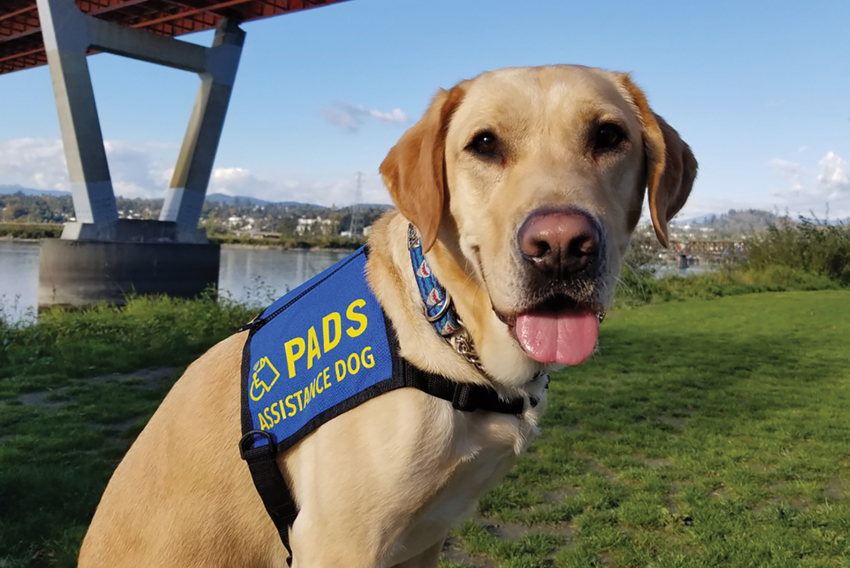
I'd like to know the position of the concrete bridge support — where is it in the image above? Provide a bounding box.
[35,0,245,307]
[159,21,244,231]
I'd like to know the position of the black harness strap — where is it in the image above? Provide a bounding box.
[239,322,298,566]
[240,366,529,565]
[238,246,537,566]
[239,432,297,565]
[239,333,531,566]
[395,355,529,415]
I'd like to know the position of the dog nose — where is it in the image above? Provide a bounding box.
[518,210,600,277]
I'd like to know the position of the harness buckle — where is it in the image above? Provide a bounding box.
[239,430,277,461]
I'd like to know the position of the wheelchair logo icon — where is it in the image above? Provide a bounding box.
[250,357,280,402]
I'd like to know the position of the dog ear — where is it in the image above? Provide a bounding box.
[620,75,698,247]
[380,84,467,252]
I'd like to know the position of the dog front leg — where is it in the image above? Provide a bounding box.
[287,523,386,568]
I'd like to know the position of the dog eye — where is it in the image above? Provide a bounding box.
[593,123,626,152]
[467,131,500,158]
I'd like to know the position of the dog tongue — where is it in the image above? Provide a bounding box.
[514,310,599,365]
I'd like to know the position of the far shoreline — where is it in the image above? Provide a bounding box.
[218,242,361,253]
[0,233,362,252]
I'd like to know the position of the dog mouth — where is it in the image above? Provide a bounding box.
[494,295,603,366]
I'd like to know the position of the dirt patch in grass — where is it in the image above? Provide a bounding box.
[630,455,673,469]
[14,367,178,409]
[486,519,574,541]
[824,476,847,501]
[17,389,67,408]
[656,412,687,429]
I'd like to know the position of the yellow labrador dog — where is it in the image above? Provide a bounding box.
[79,65,696,568]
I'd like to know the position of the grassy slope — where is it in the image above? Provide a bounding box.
[0,295,254,567]
[447,291,850,568]
[1,291,848,567]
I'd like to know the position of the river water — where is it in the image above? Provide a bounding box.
[0,241,716,324]
[0,241,349,323]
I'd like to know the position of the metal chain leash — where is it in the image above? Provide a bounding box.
[448,322,487,375]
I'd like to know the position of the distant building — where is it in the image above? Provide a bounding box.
[296,217,337,236]
[340,225,371,238]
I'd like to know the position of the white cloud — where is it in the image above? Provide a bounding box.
[208,168,390,206]
[817,151,850,197]
[0,137,391,206]
[646,152,850,223]
[768,158,805,194]
[0,138,177,198]
[768,151,850,217]
[674,197,774,221]
[102,139,178,198]
[209,166,275,196]
[0,138,68,190]
[323,102,410,133]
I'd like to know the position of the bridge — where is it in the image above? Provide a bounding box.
[684,240,746,256]
[1,0,347,306]
[664,239,746,269]
[667,240,746,257]
[2,1,344,75]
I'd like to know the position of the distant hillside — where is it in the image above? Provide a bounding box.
[675,209,784,232]
[0,185,69,197]
[277,201,328,209]
[359,203,394,210]
[206,193,270,206]
[0,187,389,210]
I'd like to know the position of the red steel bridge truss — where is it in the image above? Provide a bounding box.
[0,0,345,75]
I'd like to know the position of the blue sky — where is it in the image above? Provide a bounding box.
[1,0,849,218]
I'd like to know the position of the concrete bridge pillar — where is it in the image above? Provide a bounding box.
[160,20,245,230]
[35,0,245,307]
[37,0,118,227]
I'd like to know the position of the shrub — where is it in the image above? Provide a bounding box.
[0,290,254,380]
[206,232,364,250]
[746,217,850,284]
[615,218,846,306]
[0,222,63,239]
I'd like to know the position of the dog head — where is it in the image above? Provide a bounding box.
[381,65,696,378]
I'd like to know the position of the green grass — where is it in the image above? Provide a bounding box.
[207,232,365,249]
[450,291,850,567]
[0,293,255,567]
[615,264,839,308]
[0,292,254,399]
[2,291,849,567]
[0,369,182,567]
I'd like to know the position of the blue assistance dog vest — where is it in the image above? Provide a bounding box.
[238,245,527,564]
[241,247,395,451]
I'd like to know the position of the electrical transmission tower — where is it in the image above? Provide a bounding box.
[349,172,364,237]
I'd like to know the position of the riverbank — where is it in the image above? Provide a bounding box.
[218,242,358,253]
[0,223,62,240]
[0,235,39,242]
[0,242,350,323]
[2,289,848,567]
[0,222,366,250]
